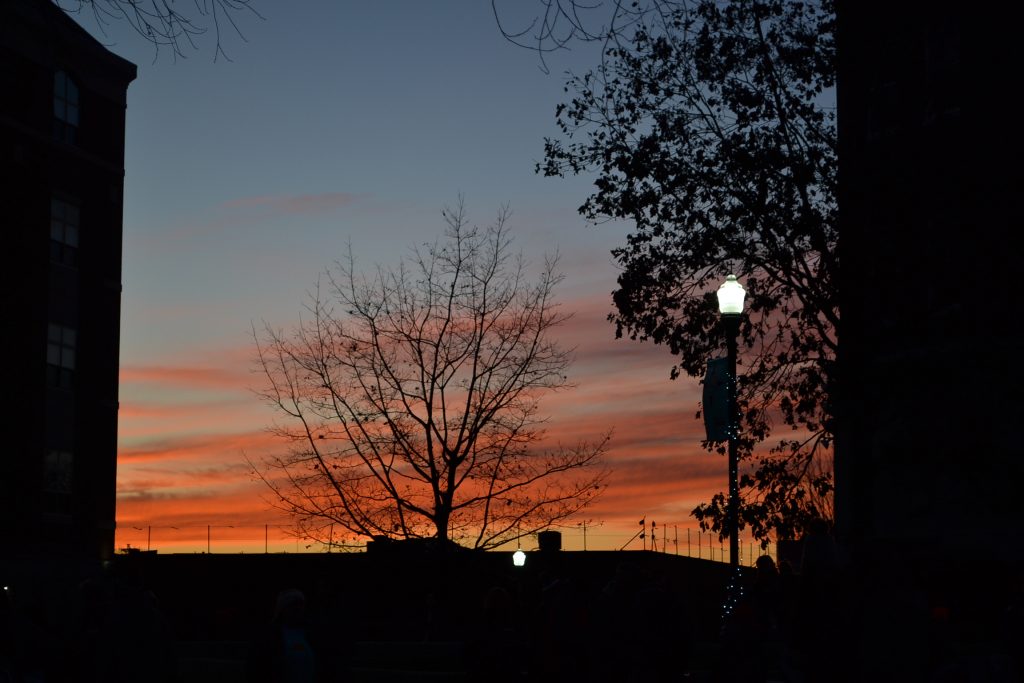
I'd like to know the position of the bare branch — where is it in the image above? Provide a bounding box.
[55,0,263,61]
[251,202,608,549]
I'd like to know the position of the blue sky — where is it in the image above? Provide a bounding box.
[110,1,611,354]
[66,1,736,553]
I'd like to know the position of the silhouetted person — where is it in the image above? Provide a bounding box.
[716,569,762,683]
[630,571,688,682]
[246,588,320,683]
[306,578,351,677]
[776,559,797,638]
[1000,565,1024,679]
[751,555,800,681]
[468,585,523,682]
[0,587,51,683]
[533,572,590,681]
[594,562,686,682]
[1,584,15,682]
[750,556,782,637]
[420,589,458,642]
[793,519,842,683]
[595,561,642,683]
[57,561,175,683]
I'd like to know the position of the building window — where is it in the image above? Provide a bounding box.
[47,323,76,389]
[43,450,74,517]
[50,197,79,266]
[54,70,79,143]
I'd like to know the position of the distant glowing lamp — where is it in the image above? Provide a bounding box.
[716,274,746,316]
[512,549,527,567]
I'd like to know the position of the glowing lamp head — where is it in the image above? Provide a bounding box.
[512,549,527,567]
[717,274,746,316]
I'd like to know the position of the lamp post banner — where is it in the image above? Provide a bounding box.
[703,356,730,442]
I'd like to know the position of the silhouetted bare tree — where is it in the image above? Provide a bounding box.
[252,201,609,550]
[492,0,661,73]
[55,0,261,60]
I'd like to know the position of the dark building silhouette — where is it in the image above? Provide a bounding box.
[1,0,135,562]
[838,0,1020,676]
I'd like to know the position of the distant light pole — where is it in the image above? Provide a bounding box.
[717,274,746,568]
[133,525,178,551]
[207,525,234,554]
[132,526,148,550]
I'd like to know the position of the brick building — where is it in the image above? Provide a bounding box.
[1,0,135,562]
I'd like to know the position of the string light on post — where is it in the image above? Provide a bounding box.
[720,565,747,635]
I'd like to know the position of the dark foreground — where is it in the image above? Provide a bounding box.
[2,546,1021,682]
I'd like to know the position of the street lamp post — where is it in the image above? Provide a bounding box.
[132,525,178,552]
[207,525,234,554]
[717,274,746,568]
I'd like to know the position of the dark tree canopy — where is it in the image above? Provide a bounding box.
[253,202,609,550]
[506,0,837,543]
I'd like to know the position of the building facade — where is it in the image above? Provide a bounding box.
[1,0,135,562]
[837,0,1020,676]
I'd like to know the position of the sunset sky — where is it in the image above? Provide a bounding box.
[69,1,749,554]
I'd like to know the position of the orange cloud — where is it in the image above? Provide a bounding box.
[116,282,738,552]
[119,429,279,464]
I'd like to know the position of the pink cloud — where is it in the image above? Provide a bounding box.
[120,363,249,389]
[120,400,248,420]
[222,191,365,215]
